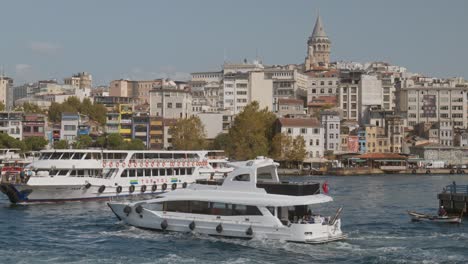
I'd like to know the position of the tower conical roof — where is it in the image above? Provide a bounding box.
[311,15,327,38]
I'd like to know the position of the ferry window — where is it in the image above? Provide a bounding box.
[164,201,189,213]
[173,168,179,176]
[121,170,128,177]
[160,153,172,159]
[187,168,193,175]
[144,169,151,177]
[51,152,62,159]
[92,153,102,159]
[180,168,186,175]
[49,170,58,176]
[186,154,197,159]
[167,169,173,176]
[136,153,144,159]
[137,169,144,177]
[60,153,71,159]
[70,170,77,177]
[152,169,159,177]
[84,153,91,160]
[129,170,136,177]
[58,170,68,176]
[40,153,51,160]
[103,169,115,178]
[174,153,185,159]
[159,169,166,176]
[145,153,159,159]
[77,170,84,177]
[233,174,250,181]
[72,153,84,160]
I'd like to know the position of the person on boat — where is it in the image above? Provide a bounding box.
[438,206,447,217]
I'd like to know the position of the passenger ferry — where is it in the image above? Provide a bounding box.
[0,149,222,204]
[108,157,346,244]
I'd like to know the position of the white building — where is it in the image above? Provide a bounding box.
[398,78,468,128]
[320,111,341,152]
[0,112,23,140]
[0,76,13,110]
[149,87,192,119]
[277,118,324,159]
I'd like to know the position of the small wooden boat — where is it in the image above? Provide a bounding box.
[407,211,462,224]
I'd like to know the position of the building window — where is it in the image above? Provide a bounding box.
[167,103,172,108]
[316,139,319,145]
[301,128,307,134]
[330,124,334,129]
[64,125,76,131]
[176,103,182,108]
[287,128,292,134]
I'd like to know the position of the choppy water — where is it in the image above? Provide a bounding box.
[1,174,468,264]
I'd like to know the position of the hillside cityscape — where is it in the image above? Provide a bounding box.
[0,14,467,170]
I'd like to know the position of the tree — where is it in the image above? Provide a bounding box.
[54,140,68,149]
[124,139,146,150]
[24,136,48,151]
[0,102,5,111]
[74,135,93,149]
[107,133,125,150]
[95,135,107,148]
[91,103,107,125]
[211,133,230,150]
[0,134,26,152]
[169,116,206,150]
[16,102,45,114]
[289,135,307,163]
[226,101,277,160]
[79,98,93,116]
[270,133,293,161]
[48,102,63,123]
[65,96,81,111]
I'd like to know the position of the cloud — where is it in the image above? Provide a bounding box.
[29,41,62,54]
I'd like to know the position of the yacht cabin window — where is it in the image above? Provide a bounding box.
[233,174,250,181]
[162,201,262,216]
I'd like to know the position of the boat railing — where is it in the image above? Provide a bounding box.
[443,181,468,194]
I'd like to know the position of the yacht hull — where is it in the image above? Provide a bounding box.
[108,202,346,244]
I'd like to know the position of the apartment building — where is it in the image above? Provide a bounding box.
[149,87,192,119]
[277,118,324,158]
[320,110,341,152]
[398,78,468,128]
[0,112,22,139]
[64,72,92,89]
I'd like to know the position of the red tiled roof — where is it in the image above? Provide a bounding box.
[356,153,406,160]
[307,96,337,107]
[278,98,304,105]
[278,118,320,128]
[305,69,339,78]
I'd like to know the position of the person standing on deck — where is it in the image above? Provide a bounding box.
[438,206,447,217]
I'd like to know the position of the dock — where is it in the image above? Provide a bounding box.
[438,182,468,215]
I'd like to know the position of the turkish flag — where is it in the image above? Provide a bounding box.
[322,181,329,194]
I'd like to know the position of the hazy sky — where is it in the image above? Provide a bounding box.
[1,0,467,85]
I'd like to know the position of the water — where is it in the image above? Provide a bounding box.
[1,174,468,264]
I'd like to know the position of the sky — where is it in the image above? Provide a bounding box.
[0,0,467,86]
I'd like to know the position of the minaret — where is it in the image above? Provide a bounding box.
[305,14,331,71]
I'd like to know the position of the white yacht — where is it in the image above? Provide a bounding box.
[0,149,219,203]
[108,157,346,244]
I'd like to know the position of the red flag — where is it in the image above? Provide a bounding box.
[322,181,329,194]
